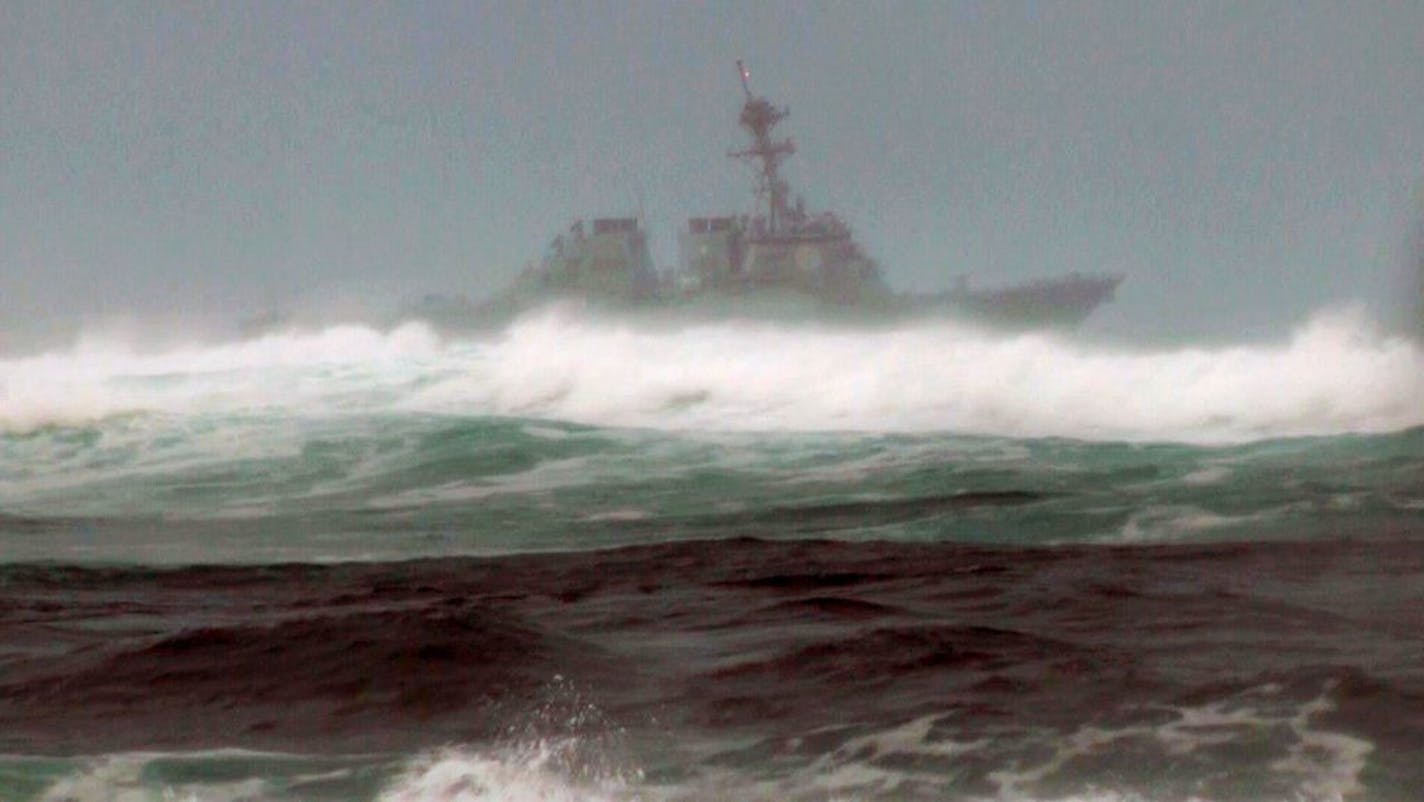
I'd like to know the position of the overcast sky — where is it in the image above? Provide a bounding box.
[3,1,1422,348]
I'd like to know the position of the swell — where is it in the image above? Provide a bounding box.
[3,536,1421,794]
[6,419,1424,560]
[0,564,629,754]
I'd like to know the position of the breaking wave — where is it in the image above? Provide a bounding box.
[2,304,1420,442]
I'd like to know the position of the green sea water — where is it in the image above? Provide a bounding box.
[4,411,1423,564]
[2,309,1422,801]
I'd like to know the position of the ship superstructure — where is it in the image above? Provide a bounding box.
[451,61,1122,329]
[674,61,888,306]
[532,217,657,301]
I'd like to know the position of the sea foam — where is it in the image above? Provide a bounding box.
[378,743,637,802]
[3,305,1421,443]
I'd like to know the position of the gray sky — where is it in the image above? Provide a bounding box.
[3,1,1423,348]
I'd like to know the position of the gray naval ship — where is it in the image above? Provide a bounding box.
[414,62,1122,331]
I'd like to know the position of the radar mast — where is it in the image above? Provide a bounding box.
[729,60,797,235]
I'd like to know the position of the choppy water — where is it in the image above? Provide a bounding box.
[2,306,1422,801]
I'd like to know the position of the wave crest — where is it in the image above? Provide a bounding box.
[3,307,1420,442]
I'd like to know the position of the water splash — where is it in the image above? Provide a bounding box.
[5,305,1420,442]
[377,744,638,802]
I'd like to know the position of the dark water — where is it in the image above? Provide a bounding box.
[3,538,1422,800]
[2,313,1423,800]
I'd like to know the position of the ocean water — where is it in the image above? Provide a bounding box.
[2,306,1422,801]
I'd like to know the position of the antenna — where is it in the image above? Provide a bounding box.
[729,60,796,233]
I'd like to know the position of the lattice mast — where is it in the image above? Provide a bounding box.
[729,60,796,235]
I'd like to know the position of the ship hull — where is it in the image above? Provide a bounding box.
[400,273,1121,334]
[906,273,1124,330]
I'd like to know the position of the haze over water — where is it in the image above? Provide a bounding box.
[4,2,1424,346]
[3,3,1424,801]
